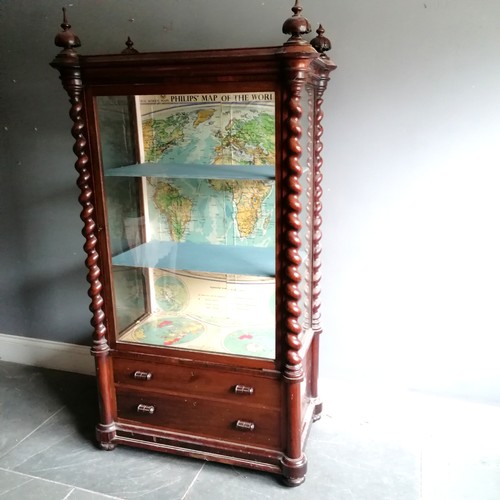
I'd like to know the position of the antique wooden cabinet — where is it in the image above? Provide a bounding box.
[51,1,335,486]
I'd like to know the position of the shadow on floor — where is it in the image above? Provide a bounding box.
[38,366,99,445]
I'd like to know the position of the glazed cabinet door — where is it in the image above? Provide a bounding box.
[93,90,278,362]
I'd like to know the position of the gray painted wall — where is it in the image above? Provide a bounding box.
[1,1,499,402]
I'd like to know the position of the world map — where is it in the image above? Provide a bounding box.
[140,95,276,246]
[119,269,276,359]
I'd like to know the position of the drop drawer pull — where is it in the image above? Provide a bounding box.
[136,404,155,415]
[234,384,254,395]
[133,371,153,381]
[235,420,255,432]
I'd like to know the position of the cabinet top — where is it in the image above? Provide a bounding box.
[51,1,336,74]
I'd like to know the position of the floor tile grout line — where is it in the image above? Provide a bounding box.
[180,462,205,500]
[0,467,124,500]
[0,471,34,497]
[61,487,75,500]
[0,406,66,462]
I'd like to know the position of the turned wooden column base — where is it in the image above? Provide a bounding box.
[280,454,307,487]
[313,398,323,422]
[96,422,116,450]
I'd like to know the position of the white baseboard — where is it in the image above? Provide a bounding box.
[0,333,94,376]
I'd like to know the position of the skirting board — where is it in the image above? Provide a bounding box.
[0,333,94,376]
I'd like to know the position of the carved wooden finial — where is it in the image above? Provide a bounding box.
[310,24,332,56]
[121,36,139,54]
[54,7,81,53]
[282,0,311,45]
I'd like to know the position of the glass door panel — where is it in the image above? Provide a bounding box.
[97,96,147,333]
[97,92,276,360]
[297,86,315,334]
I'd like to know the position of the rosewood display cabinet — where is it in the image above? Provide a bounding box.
[51,1,335,486]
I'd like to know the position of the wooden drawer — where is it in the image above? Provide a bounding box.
[116,388,281,448]
[113,357,281,409]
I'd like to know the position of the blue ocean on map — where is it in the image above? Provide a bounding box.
[158,130,218,165]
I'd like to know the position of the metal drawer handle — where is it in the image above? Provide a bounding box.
[234,384,254,396]
[133,371,153,381]
[136,404,155,415]
[235,420,255,432]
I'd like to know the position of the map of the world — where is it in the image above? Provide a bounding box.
[139,94,276,247]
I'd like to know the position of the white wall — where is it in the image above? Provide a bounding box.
[322,0,500,402]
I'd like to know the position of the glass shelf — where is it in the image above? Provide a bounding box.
[112,240,275,277]
[104,163,275,180]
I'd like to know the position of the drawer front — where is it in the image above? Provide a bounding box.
[116,389,281,448]
[113,357,281,409]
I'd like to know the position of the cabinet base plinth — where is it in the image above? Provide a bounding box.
[110,422,284,475]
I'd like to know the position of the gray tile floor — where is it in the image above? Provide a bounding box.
[0,360,499,499]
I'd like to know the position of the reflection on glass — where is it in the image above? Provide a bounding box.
[97,92,276,359]
[297,86,315,333]
[98,96,147,332]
